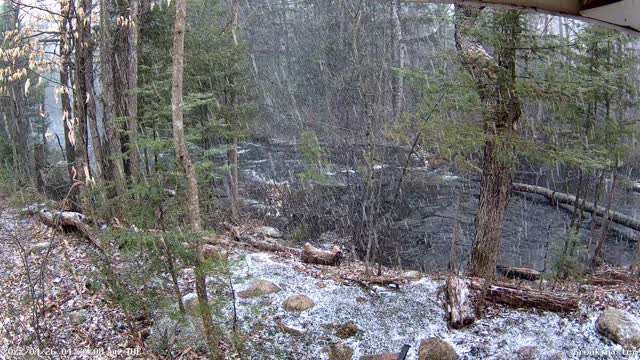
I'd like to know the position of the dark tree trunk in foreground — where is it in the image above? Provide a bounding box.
[59,0,75,184]
[454,7,521,279]
[71,0,94,210]
[226,0,241,218]
[99,0,126,189]
[171,0,219,357]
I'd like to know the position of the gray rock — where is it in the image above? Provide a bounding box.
[322,343,354,360]
[517,346,539,360]
[596,309,640,348]
[255,226,282,238]
[27,242,50,255]
[69,310,87,325]
[400,270,422,281]
[182,292,199,313]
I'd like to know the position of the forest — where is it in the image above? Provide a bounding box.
[1,0,640,358]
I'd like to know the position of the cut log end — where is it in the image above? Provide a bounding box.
[446,275,475,328]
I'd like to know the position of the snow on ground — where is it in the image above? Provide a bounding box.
[227,252,631,360]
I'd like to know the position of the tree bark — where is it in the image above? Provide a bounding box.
[455,6,522,280]
[98,0,126,188]
[390,0,406,117]
[127,0,142,181]
[59,0,75,184]
[71,0,94,211]
[447,275,475,328]
[82,4,105,184]
[170,0,219,358]
[470,278,579,312]
[227,0,240,218]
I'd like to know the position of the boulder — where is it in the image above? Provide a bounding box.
[322,343,353,360]
[276,319,305,336]
[202,244,227,261]
[400,270,422,282]
[237,280,281,298]
[69,310,87,325]
[256,226,282,238]
[497,265,541,281]
[360,354,398,360]
[336,321,358,339]
[316,280,327,288]
[418,338,456,360]
[596,309,640,348]
[517,346,539,360]
[27,242,50,255]
[283,294,315,312]
[182,292,199,313]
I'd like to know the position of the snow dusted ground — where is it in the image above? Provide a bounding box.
[226,252,634,360]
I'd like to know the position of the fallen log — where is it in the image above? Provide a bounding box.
[222,222,302,255]
[38,209,104,254]
[250,239,301,255]
[512,183,640,232]
[446,275,475,328]
[513,192,639,243]
[588,269,634,286]
[339,274,405,289]
[496,265,541,281]
[301,242,342,266]
[470,278,579,312]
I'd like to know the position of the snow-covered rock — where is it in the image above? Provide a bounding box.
[322,343,354,360]
[283,294,315,312]
[237,280,281,298]
[400,270,423,282]
[596,309,640,348]
[418,337,456,360]
[27,241,50,255]
[255,226,283,238]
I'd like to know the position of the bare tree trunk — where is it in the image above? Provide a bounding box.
[171,0,219,357]
[227,0,240,218]
[59,0,75,184]
[390,0,406,117]
[99,0,126,189]
[127,0,142,181]
[83,11,105,184]
[593,170,617,268]
[71,0,94,211]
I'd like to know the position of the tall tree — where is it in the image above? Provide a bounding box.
[454,6,522,278]
[227,0,240,218]
[59,0,75,183]
[391,0,406,117]
[170,0,219,357]
[98,0,126,189]
[71,0,94,209]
